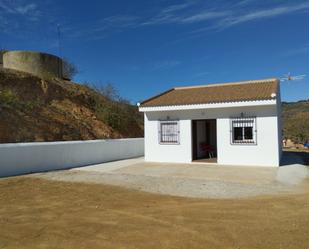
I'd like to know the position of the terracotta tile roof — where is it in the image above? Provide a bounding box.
[140,78,279,107]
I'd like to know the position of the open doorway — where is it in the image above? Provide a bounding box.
[192,119,217,163]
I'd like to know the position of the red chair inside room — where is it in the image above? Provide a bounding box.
[200,143,216,158]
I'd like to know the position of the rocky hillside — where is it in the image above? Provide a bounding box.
[0,68,143,143]
[282,100,309,143]
[0,66,307,144]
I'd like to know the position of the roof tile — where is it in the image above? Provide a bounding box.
[140,78,279,107]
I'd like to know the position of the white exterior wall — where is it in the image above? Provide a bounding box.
[144,113,192,163]
[277,87,283,161]
[0,138,144,177]
[143,103,281,167]
[216,113,280,166]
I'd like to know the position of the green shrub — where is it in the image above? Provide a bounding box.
[0,89,40,110]
[23,100,40,110]
[0,89,19,106]
[84,82,143,134]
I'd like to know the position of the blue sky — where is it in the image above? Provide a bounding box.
[1,0,309,103]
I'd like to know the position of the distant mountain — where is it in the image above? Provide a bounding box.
[0,68,143,143]
[282,100,309,143]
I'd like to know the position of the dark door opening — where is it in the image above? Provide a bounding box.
[192,119,217,163]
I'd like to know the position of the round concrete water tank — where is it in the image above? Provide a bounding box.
[3,51,63,79]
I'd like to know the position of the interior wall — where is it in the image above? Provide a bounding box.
[196,121,206,158]
[194,120,217,159]
[209,120,217,150]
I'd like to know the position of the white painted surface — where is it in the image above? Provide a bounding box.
[0,138,144,177]
[144,113,192,163]
[217,113,280,166]
[139,99,276,112]
[142,103,281,167]
[277,87,283,160]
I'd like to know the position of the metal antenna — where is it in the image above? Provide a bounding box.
[57,24,62,77]
[57,24,62,57]
[280,73,306,82]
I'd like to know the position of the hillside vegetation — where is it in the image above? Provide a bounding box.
[282,100,309,143]
[0,68,143,143]
[0,67,308,144]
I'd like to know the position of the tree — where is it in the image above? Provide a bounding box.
[85,82,120,101]
[96,83,120,101]
[0,48,7,66]
[62,58,79,80]
[82,82,143,135]
[0,49,7,55]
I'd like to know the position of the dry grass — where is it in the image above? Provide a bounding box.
[0,176,309,249]
[0,68,143,143]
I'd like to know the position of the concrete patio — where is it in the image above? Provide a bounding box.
[34,152,309,199]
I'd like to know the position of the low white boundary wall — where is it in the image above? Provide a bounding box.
[0,138,144,177]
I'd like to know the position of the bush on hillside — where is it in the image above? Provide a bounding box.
[283,112,309,143]
[62,58,79,80]
[83,82,143,136]
[0,89,19,107]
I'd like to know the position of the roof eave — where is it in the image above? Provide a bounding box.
[139,99,277,112]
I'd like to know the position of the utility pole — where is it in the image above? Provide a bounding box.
[57,24,61,57]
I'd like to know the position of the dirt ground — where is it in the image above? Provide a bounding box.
[0,176,309,249]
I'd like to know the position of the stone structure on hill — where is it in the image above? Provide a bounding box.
[1,50,64,79]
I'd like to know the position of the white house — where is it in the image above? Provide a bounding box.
[138,78,282,167]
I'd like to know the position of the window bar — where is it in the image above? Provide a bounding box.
[230,115,256,145]
[159,121,179,144]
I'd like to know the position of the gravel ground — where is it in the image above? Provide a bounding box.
[33,152,309,199]
[34,165,308,199]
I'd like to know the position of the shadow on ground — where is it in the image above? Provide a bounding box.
[281,150,309,166]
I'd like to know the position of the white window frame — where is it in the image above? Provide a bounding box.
[230,115,257,145]
[158,120,180,145]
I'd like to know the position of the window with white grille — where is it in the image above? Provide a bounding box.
[230,116,257,145]
[158,121,180,144]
